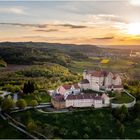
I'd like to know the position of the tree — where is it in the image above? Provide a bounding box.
[72,130,78,137]
[120,105,128,115]
[16,99,27,109]
[118,124,125,138]
[99,112,104,118]
[42,124,55,138]
[95,125,101,134]
[23,81,35,94]
[133,118,140,126]
[112,105,128,122]
[134,101,140,113]
[1,98,14,111]
[84,127,91,133]
[83,133,89,139]
[119,113,126,122]
[82,119,87,125]
[27,119,37,131]
[28,81,35,93]
[0,96,3,106]
[60,128,68,136]
[23,82,28,94]
[30,100,38,108]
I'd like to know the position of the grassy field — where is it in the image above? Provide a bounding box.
[111,92,134,104]
[68,58,139,75]
[69,61,95,73]
[11,108,140,139]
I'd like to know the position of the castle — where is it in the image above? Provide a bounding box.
[51,70,123,109]
[80,70,123,91]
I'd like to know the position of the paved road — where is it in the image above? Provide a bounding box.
[0,91,11,98]
[11,103,52,113]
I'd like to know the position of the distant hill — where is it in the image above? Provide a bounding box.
[0,42,135,66]
[0,59,7,67]
[0,42,103,66]
[0,42,101,52]
[100,45,140,50]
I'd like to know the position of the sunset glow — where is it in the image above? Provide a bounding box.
[128,23,140,35]
[0,1,140,45]
[130,0,140,6]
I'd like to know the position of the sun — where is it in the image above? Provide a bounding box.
[128,23,140,35]
[130,0,140,6]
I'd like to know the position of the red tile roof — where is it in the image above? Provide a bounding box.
[62,83,80,90]
[108,85,123,88]
[80,79,89,84]
[73,83,80,89]
[112,76,117,80]
[53,94,64,101]
[87,70,109,77]
[66,94,102,100]
[113,85,123,88]
[62,84,72,90]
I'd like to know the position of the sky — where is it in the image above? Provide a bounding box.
[0,0,140,45]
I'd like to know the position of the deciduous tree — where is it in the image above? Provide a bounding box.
[16,99,27,109]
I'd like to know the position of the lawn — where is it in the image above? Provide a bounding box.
[10,107,140,139]
[20,92,51,105]
[111,92,134,104]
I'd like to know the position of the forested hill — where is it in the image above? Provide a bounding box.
[0,42,102,53]
[0,42,105,66]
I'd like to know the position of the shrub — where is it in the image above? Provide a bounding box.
[30,99,38,108]
[27,119,37,131]
[83,133,89,139]
[84,127,91,133]
[72,130,78,137]
[136,129,140,134]
[82,119,87,125]
[60,128,68,136]
[118,124,125,138]
[133,118,140,126]
[16,99,27,109]
[1,98,14,111]
[95,125,101,134]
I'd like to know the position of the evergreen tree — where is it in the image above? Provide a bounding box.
[23,82,28,94]
[23,81,35,94]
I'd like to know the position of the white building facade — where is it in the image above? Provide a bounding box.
[57,84,81,96]
[80,70,123,92]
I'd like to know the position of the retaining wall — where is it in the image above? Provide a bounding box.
[111,90,136,108]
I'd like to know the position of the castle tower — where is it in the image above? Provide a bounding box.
[83,70,87,79]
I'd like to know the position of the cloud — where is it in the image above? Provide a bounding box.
[55,24,87,29]
[0,23,47,28]
[94,36,114,40]
[0,23,87,31]
[34,29,58,32]
[130,0,140,6]
[0,7,27,15]
[88,14,127,24]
